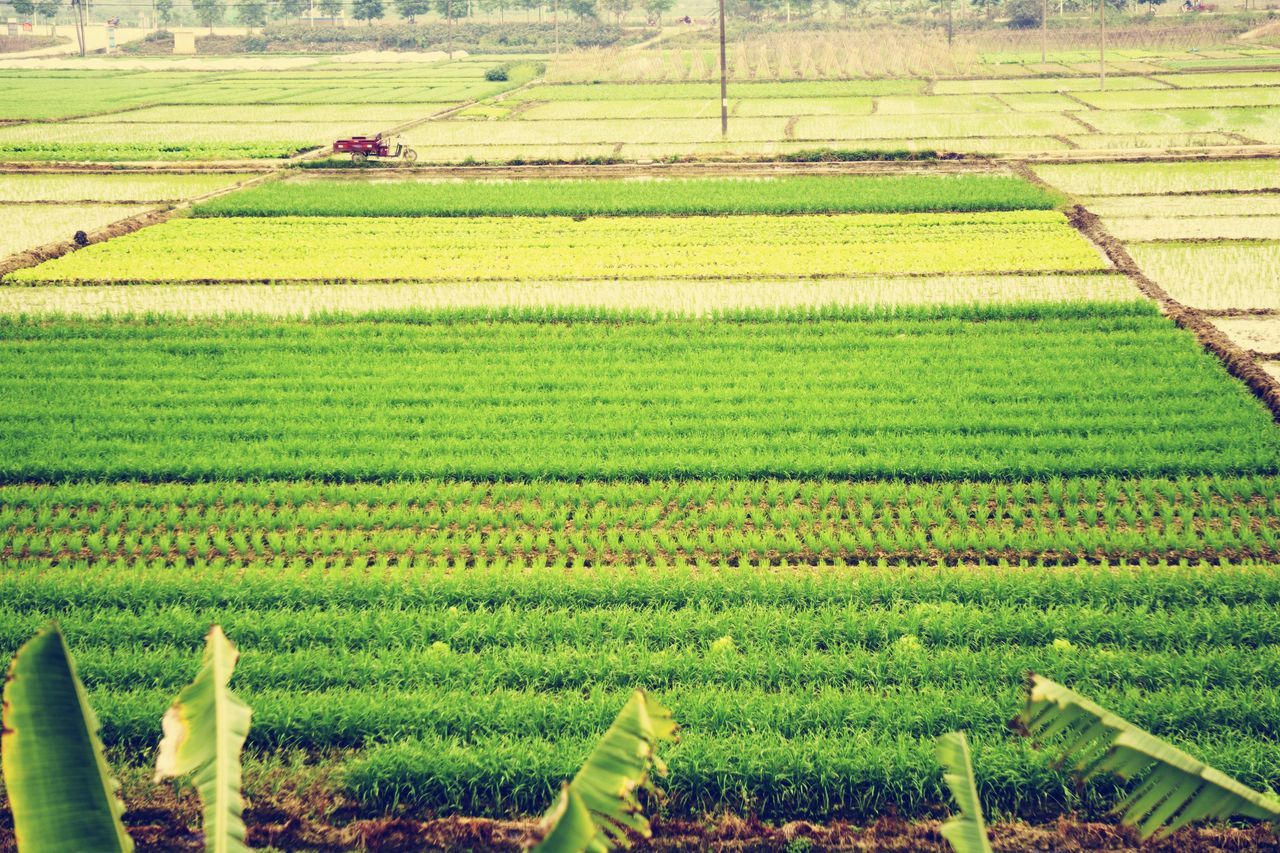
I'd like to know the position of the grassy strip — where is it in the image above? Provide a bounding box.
[0,142,315,162]
[7,211,1107,283]
[2,305,1275,482]
[1,562,1277,820]
[3,475,1276,565]
[193,175,1062,218]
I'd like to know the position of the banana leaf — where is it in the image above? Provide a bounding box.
[1020,674,1280,839]
[936,731,993,853]
[1,622,134,853]
[154,625,252,853]
[532,689,677,852]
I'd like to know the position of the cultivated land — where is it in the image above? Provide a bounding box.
[4,38,1280,851]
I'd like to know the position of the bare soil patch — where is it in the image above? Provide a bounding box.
[1211,316,1280,354]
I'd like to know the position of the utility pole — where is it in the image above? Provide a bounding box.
[1098,0,1105,91]
[70,0,86,56]
[1040,0,1046,63]
[718,0,727,136]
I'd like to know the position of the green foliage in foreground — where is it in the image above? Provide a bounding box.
[154,626,252,853]
[938,732,993,853]
[2,624,254,852]
[193,174,1062,218]
[534,690,676,852]
[1021,675,1280,840]
[1,624,134,853]
[4,562,1280,822]
[0,304,1275,482]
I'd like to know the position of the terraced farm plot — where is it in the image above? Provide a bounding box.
[1127,242,1280,310]
[7,211,1107,282]
[1072,86,1280,111]
[1082,106,1280,138]
[0,204,152,259]
[1,306,1275,482]
[1032,159,1280,194]
[0,72,204,120]
[1084,194,1280,218]
[1106,215,1280,241]
[0,172,252,203]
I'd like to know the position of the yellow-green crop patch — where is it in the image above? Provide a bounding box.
[6,212,1108,283]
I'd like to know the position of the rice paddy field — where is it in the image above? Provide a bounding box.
[4,38,1280,852]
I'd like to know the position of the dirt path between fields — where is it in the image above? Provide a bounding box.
[4,810,1277,852]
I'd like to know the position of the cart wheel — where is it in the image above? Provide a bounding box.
[402,148,418,163]
[351,151,367,164]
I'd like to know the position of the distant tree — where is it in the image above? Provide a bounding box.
[352,0,382,22]
[396,0,429,19]
[275,0,306,20]
[479,0,508,19]
[1135,0,1163,13]
[9,0,35,17]
[434,0,465,19]
[1005,0,1041,25]
[829,0,857,16]
[238,0,268,28]
[970,0,998,19]
[191,0,222,30]
[33,0,58,26]
[154,0,174,24]
[641,0,670,22]
[601,0,628,22]
[317,0,344,17]
[565,0,595,18]
[726,0,778,18]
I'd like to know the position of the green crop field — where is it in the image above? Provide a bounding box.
[194,174,1062,217]
[4,42,1280,852]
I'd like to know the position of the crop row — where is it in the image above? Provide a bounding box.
[0,275,1141,318]
[2,562,1279,819]
[3,476,1277,565]
[193,174,1062,218]
[3,306,1275,482]
[8,211,1107,283]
